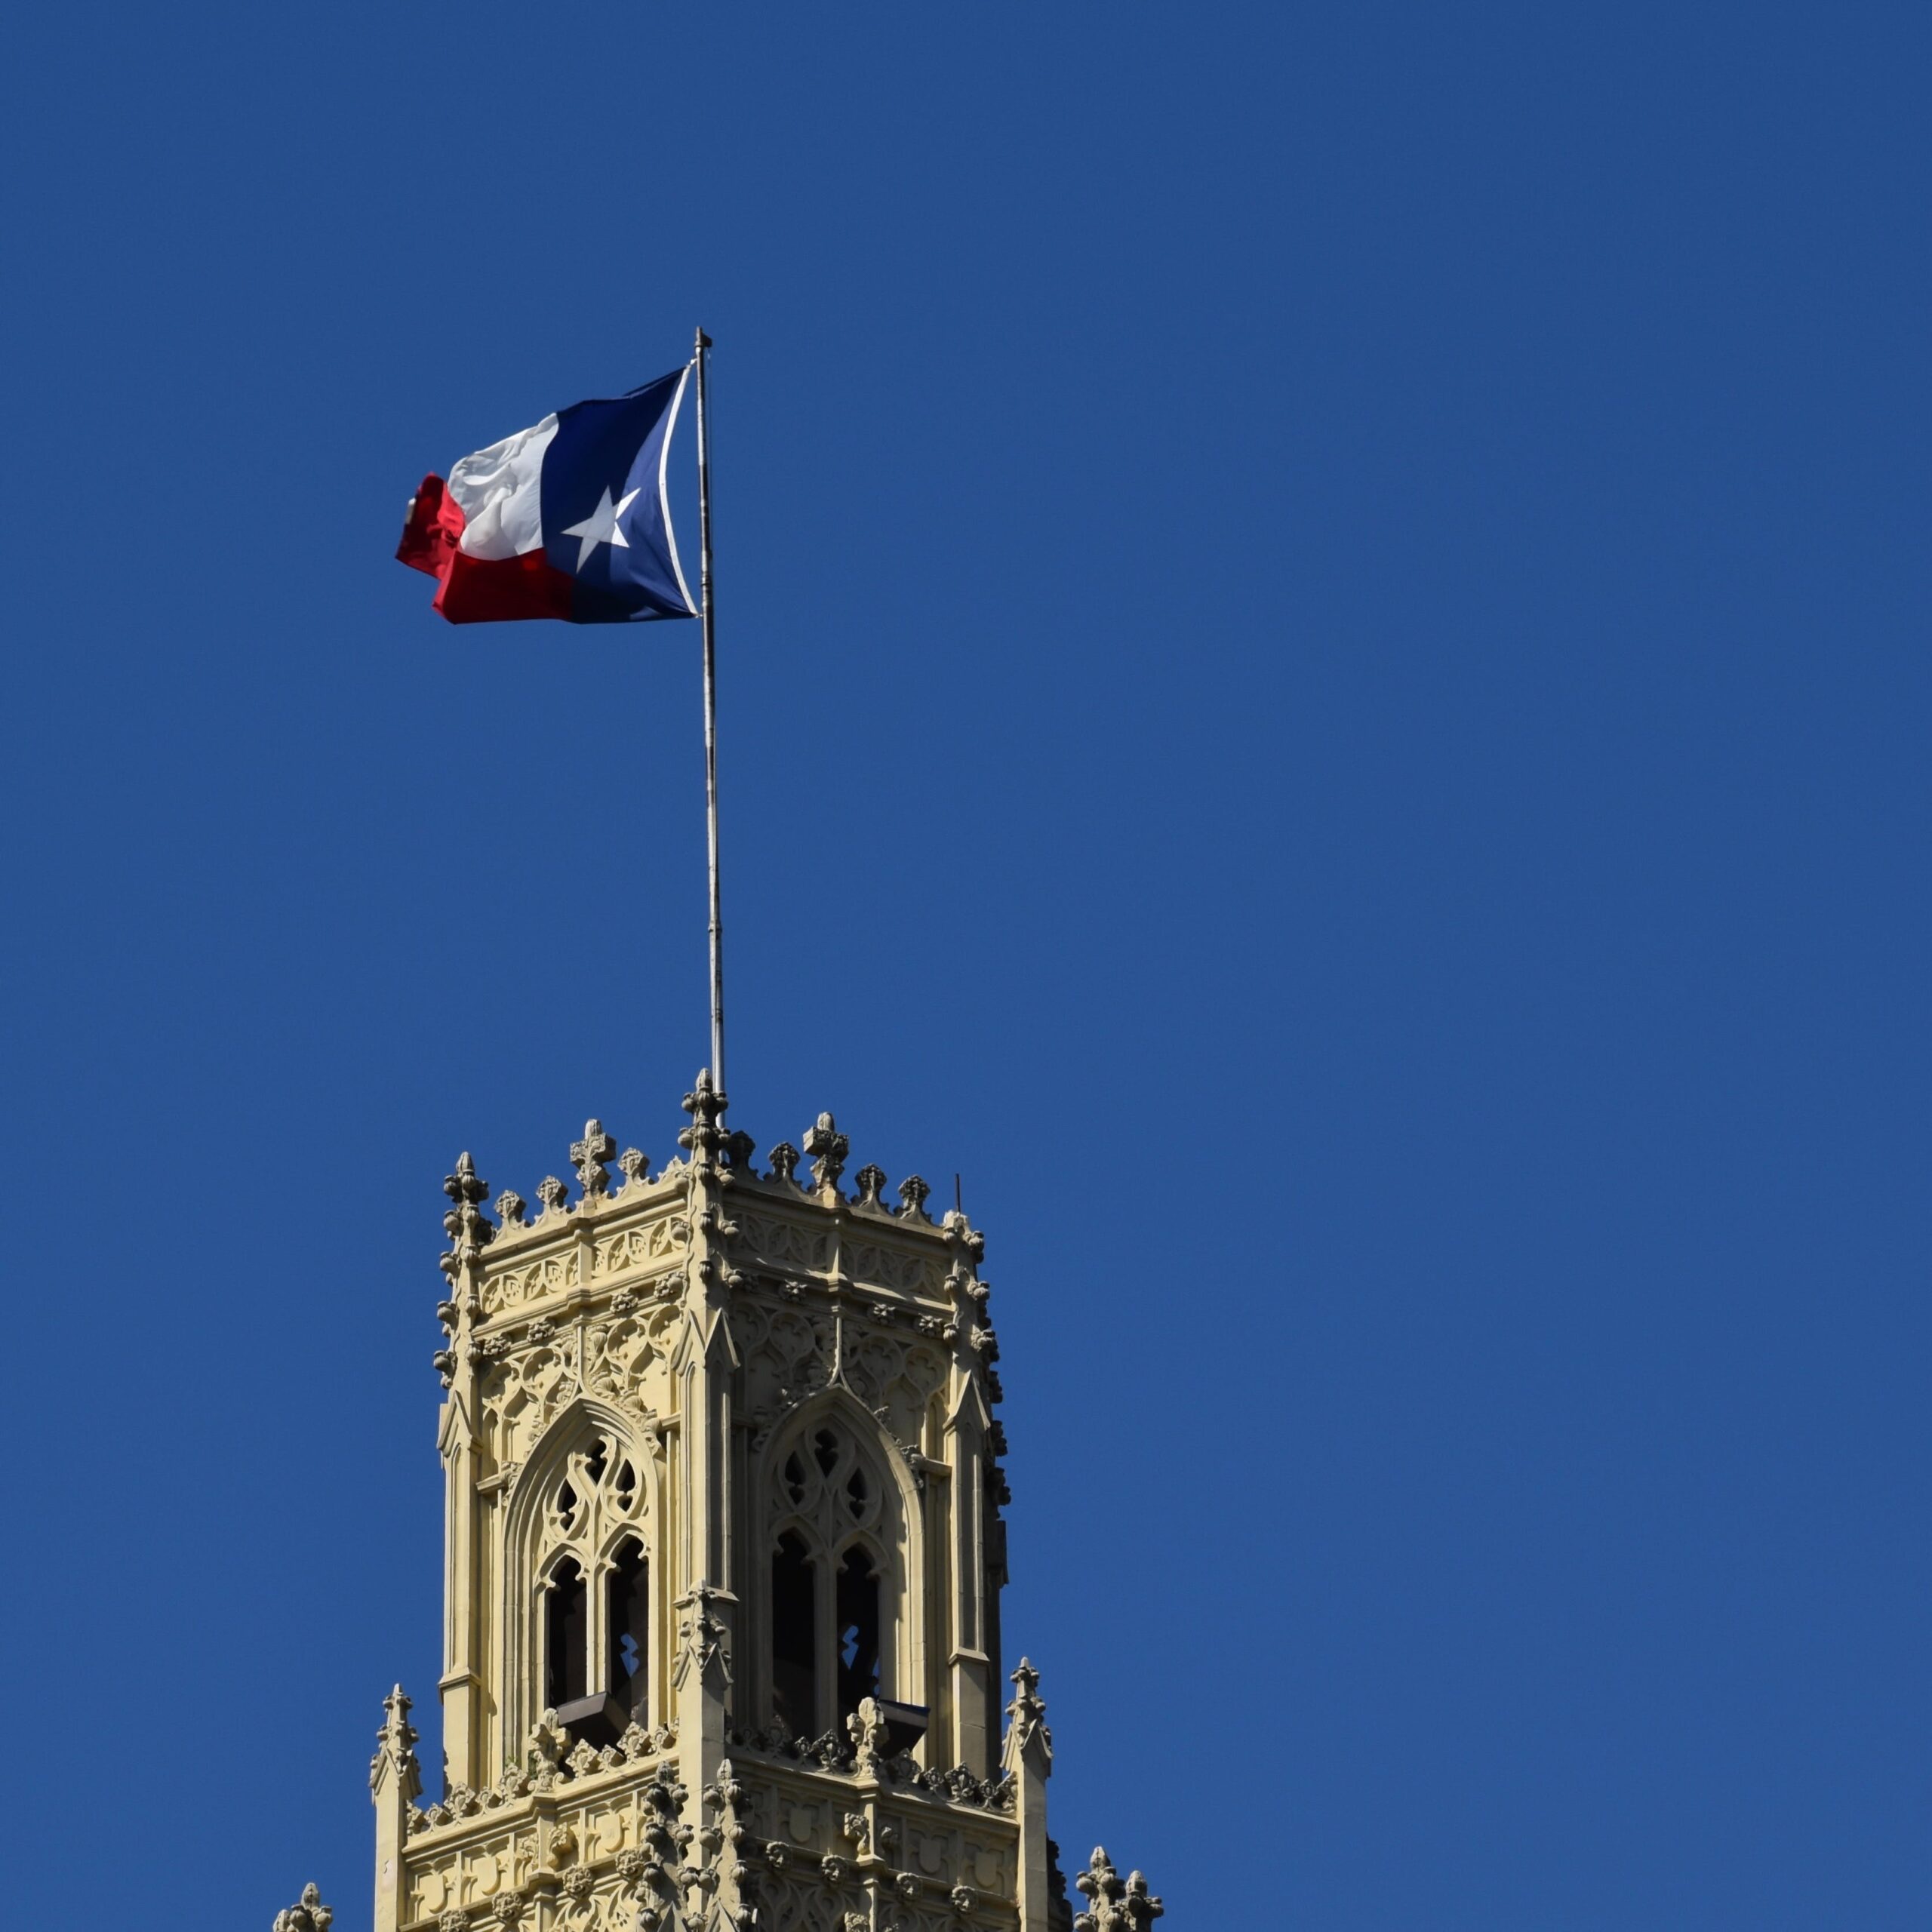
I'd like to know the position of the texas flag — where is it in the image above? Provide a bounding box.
[397,367,697,625]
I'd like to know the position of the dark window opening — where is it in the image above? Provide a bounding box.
[771,1532,817,1736]
[614,1459,636,1506]
[783,1451,808,1507]
[835,1546,881,1723]
[585,1438,609,1484]
[845,1467,868,1520]
[813,1429,839,1477]
[544,1557,587,1710]
[606,1537,649,1724]
[557,1480,579,1531]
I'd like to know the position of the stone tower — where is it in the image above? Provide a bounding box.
[278,1074,1164,1932]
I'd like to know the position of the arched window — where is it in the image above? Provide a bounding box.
[607,1536,649,1725]
[767,1415,914,1739]
[771,1531,817,1736]
[545,1556,587,1710]
[835,1545,881,1722]
[518,1423,652,1749]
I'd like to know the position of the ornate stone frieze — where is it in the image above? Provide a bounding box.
[590,1214,688,1278]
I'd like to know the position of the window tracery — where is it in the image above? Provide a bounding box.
[765,1415,907,1737]
[531,1426,651,1739]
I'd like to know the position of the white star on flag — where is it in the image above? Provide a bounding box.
[560,486,642,571]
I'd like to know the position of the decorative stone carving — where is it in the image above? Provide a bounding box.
[675,1582,732,1685]
[740,1300,834,1423]
[847,1695,892,1774]
[618,1146,651,1190]
[1005,1658,1052,1764]
[495,1189,528,1229]
[535,1175,568,1218]
[442,1152,493,1278]
[571,1120,617,1201]
[853,1163,888,1209]
[370,1684,421,1794]
[585,1303,678,1417]
[803,1113,848,1196]
[592,1213,688,1278]
[842,1330,946,1446]
[634,1770,693,1930]
[272,1883,333,1932]
[679,1068,729,1164]
[766,1140,801,1188]
[897,1174,932,1222]
[1071,1849,1161,1932]
[723,1128,758,1173]
[528,1709,568,1783]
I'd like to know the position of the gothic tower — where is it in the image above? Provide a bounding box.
[278,1074,1164,1932]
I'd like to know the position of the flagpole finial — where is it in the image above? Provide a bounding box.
[696,326,712,352]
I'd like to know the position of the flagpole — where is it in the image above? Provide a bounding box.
[694,327,725,1099]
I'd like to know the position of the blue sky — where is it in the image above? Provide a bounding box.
[1,5,1927,1927]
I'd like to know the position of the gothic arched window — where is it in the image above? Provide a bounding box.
[522,1424,651,1743]
[766,1416,909,1738]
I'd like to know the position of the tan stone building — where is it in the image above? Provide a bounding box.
[272,1075,1163,1932]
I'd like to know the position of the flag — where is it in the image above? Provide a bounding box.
[397,367,698,625]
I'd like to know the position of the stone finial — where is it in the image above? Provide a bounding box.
[722,1129,758,1174]
[535,1175,569,1218]
[897,1174,932,1223]
[444,1151,487,1211]
[766,1141,801,1188]
[853,1163,888,1210]
[1008,1659,1050,1747]
[495,1189,528,1228]
[528,1709,568,1787]
[1001,1657,1052,1781]
[846,1694,891,1774]
[380,1684,418,1755]
[942,1208,986,1265]
[803,1113,848,1196]
[618,1147,651,1191]
[370,1684,423,1797]
[441,1153,493,1269]
[680,1069,729,1165]
[1072,1850,1162,1932]
[571,1120,616,1201]
[271,1883,333,1932]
